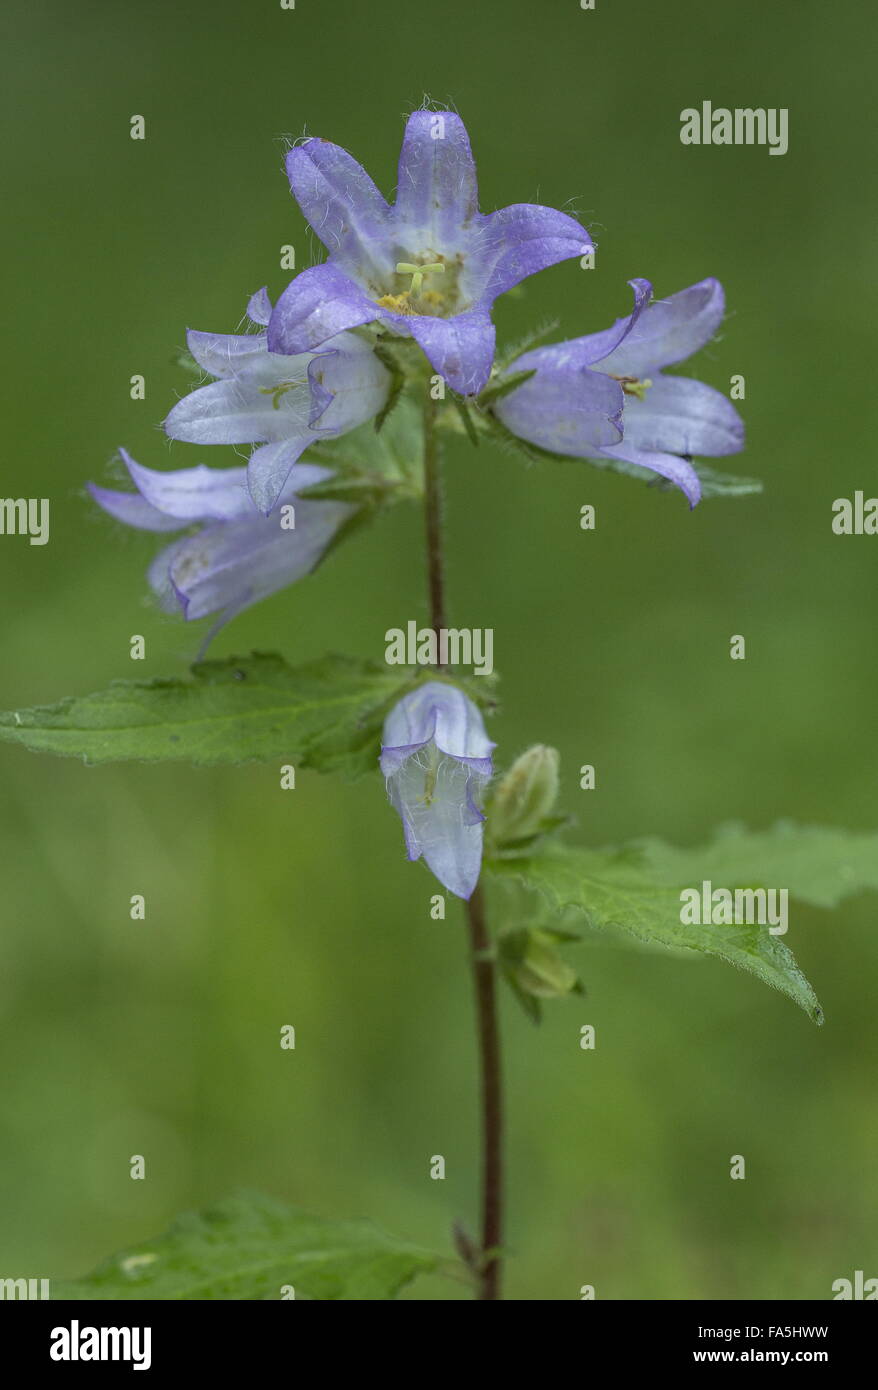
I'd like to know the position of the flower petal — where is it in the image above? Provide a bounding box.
[165,496,352,622]
[164,376,313,446]
[597,277,726,377]
[381,682,494,901]
[285,137,393,280]
[597,440,702,508]
[88,482,182,532]
[267,263,381,356]
[394,111,479,246]
[494,366,624,453]
[622,375,745,457]
[381,682,494,775]
[123,453,253,522]
[408,308,495,396]
[246,287,272,326]
[186,328,270,380]
[246,439,309,515]
[386,751,487,899]
[306,334,391,432]
[475,204,592,303]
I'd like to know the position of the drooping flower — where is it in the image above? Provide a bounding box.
[493,277,745,507]
[165,289,391,515]
[267,111,592,397]
[380,681,495,900]
[88,449,352,640]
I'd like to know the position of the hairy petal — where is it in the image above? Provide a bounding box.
[495,366,625,453]
[622,375,745,457]
[598,277,726,377]
[394,110,479,245]
[381,682,494,901]
[408,308,495,396]
[306,335,391,433]
[164,376,313,446]
[268,263,381,356]
[381,681,495,775]
[246,287,272,326]
[286,138,393,280]
[475,203,592,303]
[597,440,702,508]
[162,496,352,622]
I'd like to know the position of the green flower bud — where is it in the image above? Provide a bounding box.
[489,744,560,848]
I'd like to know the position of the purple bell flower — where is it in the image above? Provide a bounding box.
[267,111,592,397]
[494,277,745,507]
[88,449,352,642]
[165,289,391,516]
[381,681,495,900]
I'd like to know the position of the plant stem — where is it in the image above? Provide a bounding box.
[422,391,504,1302]
[423,392,447,642]
[465,881,504,1300]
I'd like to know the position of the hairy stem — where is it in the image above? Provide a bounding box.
[465,882,504,1300]
[422,391,504,1301]
[423,392,448,643]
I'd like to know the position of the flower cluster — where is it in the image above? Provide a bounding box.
[90,109,746,898]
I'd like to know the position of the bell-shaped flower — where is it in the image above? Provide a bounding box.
[267,111,592,397]
[165,289,391,516]
[88,449,353,642]
[494,277,745,508]
[380,681,495,900]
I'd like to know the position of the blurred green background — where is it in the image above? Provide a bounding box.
[1,0,875,1299]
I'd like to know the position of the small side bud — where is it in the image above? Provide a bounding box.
[489,745,560,848]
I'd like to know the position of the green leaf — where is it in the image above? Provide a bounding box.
[52,1193,440,1300]
[485,822,874,1023]
[626,821,878,910]
[476,368,537,408]
[0,652,419,770]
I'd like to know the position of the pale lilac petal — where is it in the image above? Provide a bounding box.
[494,367,624,453]
[246,287,272,326]
[286,138,393,280]
[267,263,382,355]
[148,535,195,610]
[622,376,745,457]
[394,111,479,245]
[598,277,726,377]
[246,439,309,515]
[186,328,269,380]
[475,204,592,303]
[166,496,352,622]
[381,682,494,901]
[88,481,182,533]
[164,377,313,446]
[597,441,702,508]
[381,681,495,775]
[307,335,392,432]
[408,309,495,396]
[123,454,253,522]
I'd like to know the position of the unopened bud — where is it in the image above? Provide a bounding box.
[489,745,560,847]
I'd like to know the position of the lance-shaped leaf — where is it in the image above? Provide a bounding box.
[0,653,419,771]
[483,820,878,1023]
[52,1193,441,1301]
